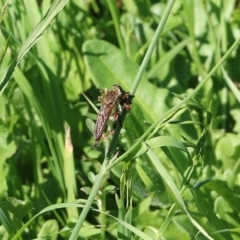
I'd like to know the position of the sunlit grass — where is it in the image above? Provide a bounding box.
[0,0,240,239]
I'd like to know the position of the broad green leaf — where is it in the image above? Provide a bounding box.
[38,220,59,240]
[191,188,233,240]
[205,180,240,213]
[146,136,191,174]
[0,197,32,231]
[83,39,170,148]
[147,37,190,80]
[134,162,173,207]
[82,39,169,123]
[122,0,151,17]
[215,133,240,167]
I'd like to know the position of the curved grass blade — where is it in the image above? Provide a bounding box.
[0,0,68,94]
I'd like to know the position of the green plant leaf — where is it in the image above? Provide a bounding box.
[83,39,169,123]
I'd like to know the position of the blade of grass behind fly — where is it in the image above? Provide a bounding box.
[0,0,68,94]
[3,0,70,200]
[0,206,16,238]
[145,145,214,240]
[0,34,11,67]
[64,124,78,219]
[23,0,42,29]
[106,0,125,52]
[14,67,66,195]
[0,0,9,25]
[182,0,205,78]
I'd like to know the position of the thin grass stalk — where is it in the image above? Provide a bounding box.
[222,66,240,103]
[106,0,125,52]
[14,68,66,194]
[69,159,108,240]
[69,1,176,239]
[183,0,205,78]
[130,0,176,96]
[157,203,177,238]
[106,36,240,172]
[105,0,176,159]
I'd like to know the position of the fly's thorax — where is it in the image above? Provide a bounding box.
[102,86,122,107]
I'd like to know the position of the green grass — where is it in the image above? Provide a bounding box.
[1,0,240,239]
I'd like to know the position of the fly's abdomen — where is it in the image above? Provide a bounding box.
[93,105,111,148]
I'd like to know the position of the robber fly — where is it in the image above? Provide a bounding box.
[93,84,132,148]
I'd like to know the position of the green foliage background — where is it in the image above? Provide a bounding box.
[0,0,240,239]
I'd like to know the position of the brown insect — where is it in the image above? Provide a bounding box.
[93,85,132,148]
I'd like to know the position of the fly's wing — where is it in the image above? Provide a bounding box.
[93,88,121,148]
[93,104,112,142]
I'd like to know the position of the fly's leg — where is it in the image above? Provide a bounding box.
[119,92,134,112]
[112,109,120,122]
[98,88,108,104]
[93,130,114,148]
[93,141,99,149]
[92,85,133,149]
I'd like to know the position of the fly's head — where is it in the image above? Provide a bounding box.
[98,85,122,104]
[112,84,123,98]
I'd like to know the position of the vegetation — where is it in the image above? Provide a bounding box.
[0,0,240,239]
